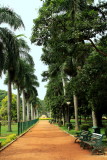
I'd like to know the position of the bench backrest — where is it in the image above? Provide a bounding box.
[80,131,91,141]
[92,133,103,139]
[90,133,103,146]
[81,130,89,135]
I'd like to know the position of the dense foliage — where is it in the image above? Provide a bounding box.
[0,94,17,121]
[0,90,7,106]
[32,0,107,128]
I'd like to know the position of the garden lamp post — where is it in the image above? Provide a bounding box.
[66,101,71,123]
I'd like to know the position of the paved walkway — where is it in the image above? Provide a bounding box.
[0,120,107,160]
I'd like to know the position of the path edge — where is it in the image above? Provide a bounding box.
[0,120,39,152]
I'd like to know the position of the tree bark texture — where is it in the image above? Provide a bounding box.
[27,102,30,121]
[31,103,33,120]
[73,94,79,131]
[7,74,12,132]
[92,110,98,127]
[22,90,26,122]
[17,86,20,122]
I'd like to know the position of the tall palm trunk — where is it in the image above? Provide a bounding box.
[31,103,33,120]
[61,71,68,125]
[36,107,39,118]
[7,71,12,132]
[22,89,26,122]
[27,101,30,121]
[34,107,36,119]
[73,94,79,131]
[17,85,20,122]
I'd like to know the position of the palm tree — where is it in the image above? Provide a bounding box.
[0,6,24,131]
[15,58,39,122]
[0,6,24,75]
[13,37,31,122]
[13,56,33,122]
[24,72,39,121]
[0,7,24,29]
[26,85,38,121]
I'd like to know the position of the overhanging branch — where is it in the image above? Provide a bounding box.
[88,38,107,56]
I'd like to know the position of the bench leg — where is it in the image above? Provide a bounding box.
[74,138,79,143]
[92,146,105,155]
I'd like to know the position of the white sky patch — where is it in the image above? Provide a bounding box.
[0,0,48,100]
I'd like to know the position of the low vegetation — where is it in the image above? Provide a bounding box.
[39,118,53,120]
[1,134,17,147]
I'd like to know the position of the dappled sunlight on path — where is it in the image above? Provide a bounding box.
[0,120,107,160]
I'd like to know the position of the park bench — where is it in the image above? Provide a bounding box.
[74,130,91,143]
[82,133,105,155]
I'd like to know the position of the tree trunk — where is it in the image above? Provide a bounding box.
[67,104,70,123]
[7,72,12,132]
[62,76,66,96]
[61,72,67,125]
[62,106,66,126]
[17,85,20,122]
[63,105,70,124]
[79,115,81,125]
[36,108,39,118]
[92,110,97,127]
[22,90,26,122]
[73,94,79,131]
[33,108,36,119]
[27,101,30,121]
[96,112,103,127]
[31,103,33,120]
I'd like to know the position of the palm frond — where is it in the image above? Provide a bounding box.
[0,7,25,30]
[20,52,34,67]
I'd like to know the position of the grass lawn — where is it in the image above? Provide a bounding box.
[0,123,18,137]
[0,138,6,142]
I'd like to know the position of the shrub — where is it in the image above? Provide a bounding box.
[39,118,53,120]
[80,124,90,131]
[1,134,17,147]
[2,139,11,146]
[7,134,17,140]
[66,123,73,130]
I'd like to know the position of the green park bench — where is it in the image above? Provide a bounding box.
[82,133,105,155]
[74,130,91,143]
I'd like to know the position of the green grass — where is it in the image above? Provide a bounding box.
[0,138,6,142]
[59,125,79,135]
[0,123,18,137]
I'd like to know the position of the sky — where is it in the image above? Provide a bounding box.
[0,0,48,100]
